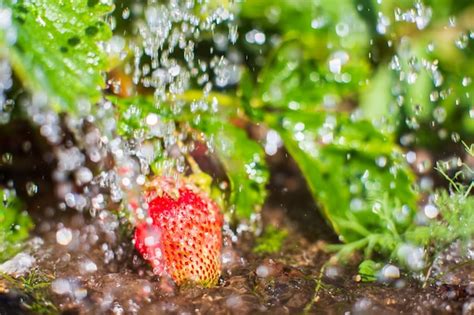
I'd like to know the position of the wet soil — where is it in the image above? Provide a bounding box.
[0,123,473,315]
[16,205,474,315]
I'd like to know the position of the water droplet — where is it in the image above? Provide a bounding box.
[335,22,349,37]
[1,152,12,165]
[390,55,401,71]
[311,17,327,29]
[372,201,382,214]
[427,42,435,52]
[0,253,35,276]
[433,106,447,123]
[145,113,159,126]
[382,264,400,280]
[455,33,469,50]
[429,91,439,102]
[226,295,244,309]
[56,227,73,246]
[397,244,425,271]
[350,198,364,212]
[420,176,434,191]
[245,29,266,45]
[228,24,238,44]
[168,65,181,77]
[80,259,98,273]
[376,156,387,168]
[406,151,417,164]
[26,181,38,196]
[329,58,342,74]
[462,76,472,87]
[76,167,93,185]
[264,130,282,156]
[122,7,130,20]
[51,278,72,295]
[424,204,438,219]
[451,132,460,143]
[256,264,271,278]
[376,12,390,35]
[394,3,432,30]
[448,16,456,27]
[0,9,13,30]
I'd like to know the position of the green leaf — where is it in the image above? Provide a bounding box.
[268,111,418,243]
[359,64,399,131]
[256,40,370,112]
[0,0,112,113]
[113,95,176,139]
[241,0,369,46]
[196,118,269,220]
[242,0,371,114]
[398,42,434,122]
[0,188,34,262]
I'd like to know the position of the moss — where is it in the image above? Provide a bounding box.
[253,225,288,255]
[1,269,58,314]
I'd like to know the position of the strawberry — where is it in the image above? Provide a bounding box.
[134,176,223,287]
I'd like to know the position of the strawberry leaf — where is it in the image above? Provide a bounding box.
[0,0,112,113]
[256,40,370,113]
[113,95,176,139]
[195,118,269,221]
[268,111,418,244]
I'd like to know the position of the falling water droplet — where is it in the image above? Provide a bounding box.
[455,33,469,50]
[56,227,73,246]
[26,181,38,196]
[451,132,460,143]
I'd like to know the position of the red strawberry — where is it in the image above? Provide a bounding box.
[134,176,223,287]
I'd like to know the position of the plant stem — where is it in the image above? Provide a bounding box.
[303,262,328,315]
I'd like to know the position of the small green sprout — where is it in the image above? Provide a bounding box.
[357,260,382,282]
[253,225,288,254]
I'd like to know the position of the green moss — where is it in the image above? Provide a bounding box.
[253,225,288,254]
[1,270,58,314]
